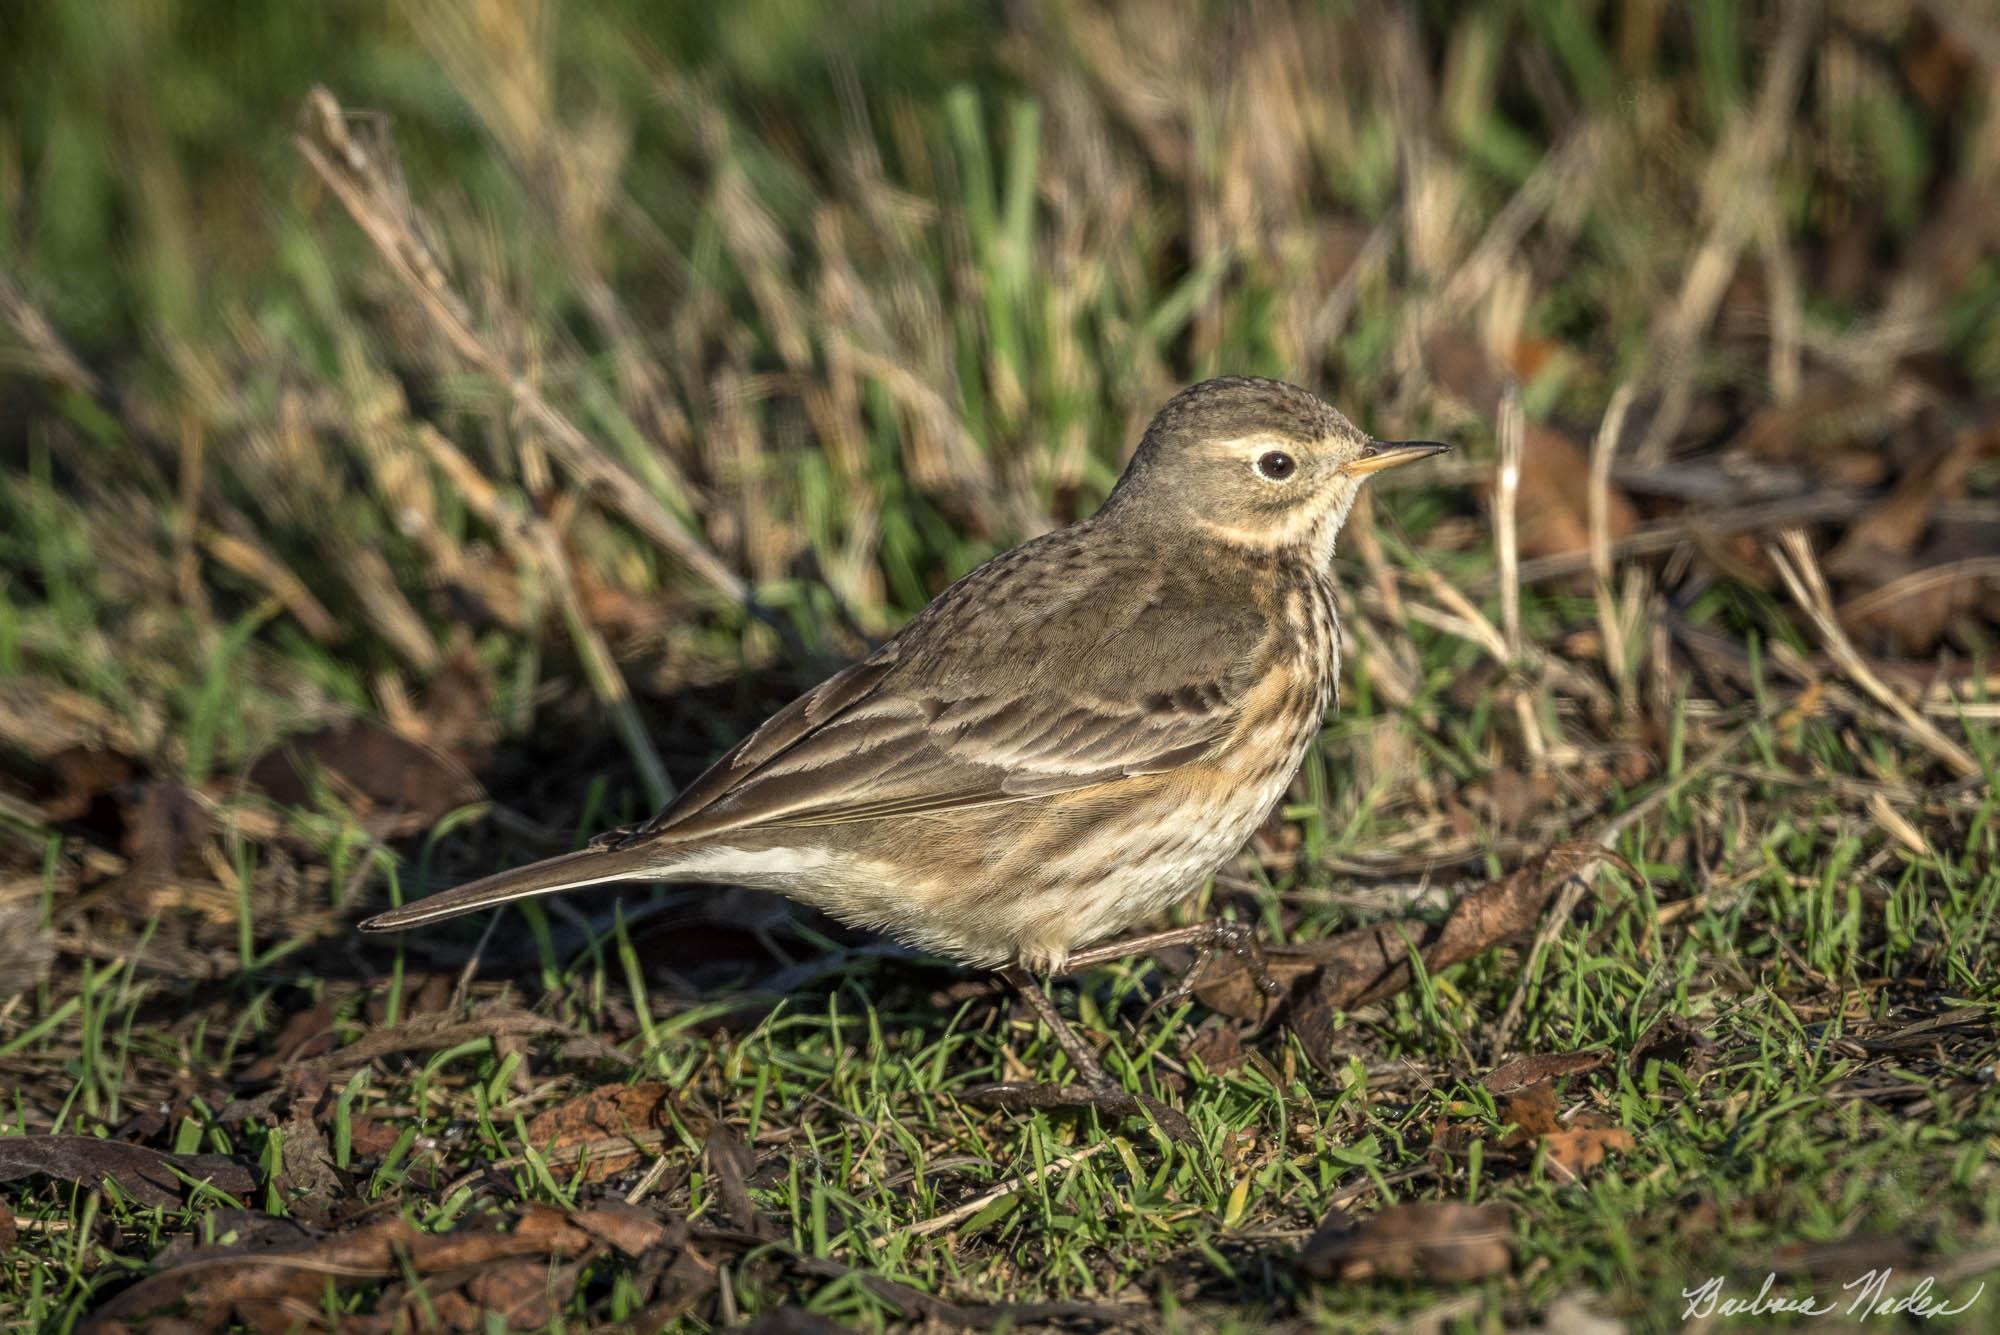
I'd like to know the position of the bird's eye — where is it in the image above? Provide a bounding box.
[1255,450,1297,482]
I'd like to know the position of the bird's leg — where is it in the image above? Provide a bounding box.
[1005,968,1112,1088]
[1062,919,1285,1021]
[960,969,1196,1143]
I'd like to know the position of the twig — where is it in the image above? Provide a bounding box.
[197,521,341,643]
[1757,206,1803,404]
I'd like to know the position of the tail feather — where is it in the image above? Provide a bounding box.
[358,844,668,931]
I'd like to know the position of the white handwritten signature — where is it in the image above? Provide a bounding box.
[1683,1271,1985,1321]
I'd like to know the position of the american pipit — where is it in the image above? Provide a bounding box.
[362,377,1444,1116]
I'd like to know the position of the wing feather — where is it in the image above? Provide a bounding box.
[628,528,1273,843]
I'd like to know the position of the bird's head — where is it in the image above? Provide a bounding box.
[1104,376,1446,564]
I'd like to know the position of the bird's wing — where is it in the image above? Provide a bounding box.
[630,530,1273,843]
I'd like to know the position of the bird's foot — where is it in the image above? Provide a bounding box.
[1142,919,1283,1024]
[965,968,1198,1142]
[1063,919,1284,1025]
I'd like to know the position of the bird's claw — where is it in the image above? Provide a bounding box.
[1139,921,1283,1026]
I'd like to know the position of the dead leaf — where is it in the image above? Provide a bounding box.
[1298,1201,1512,1283]
[1463,768,1558,832]
[119,781,211,879]
[1541,1127,1635,1181]
[1497,1082,1636,1182]
[703,1121,771,1237]
[524,1081,673,1182]
[0,1197,16,1249]
[1500,1084,1562,1140]
[464,1257,564,1328]
[1423,329,1639,564]
[245,718,484,839]
[572,1201,677,1257]
[1628,1015,1715,1075]
[1482,1050,1610,1096]
[1829,423,1993,570]
[273,1105,343,1227]
[91,1206,604,1324]
[37,745,140,823]
[1511,422,1641,562]
[345,1115,403,1159]
[239,997,339,1084]
[1186,1023,1248,1075]
[0,1136,255,1210]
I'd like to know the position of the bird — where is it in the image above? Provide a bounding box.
[361,376,1445,1120]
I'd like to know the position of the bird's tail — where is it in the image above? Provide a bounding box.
[357,843,669,932]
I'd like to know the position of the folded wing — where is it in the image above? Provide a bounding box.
[631,532,1270,842]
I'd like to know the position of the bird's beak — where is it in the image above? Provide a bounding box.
[1340,439,1451,477]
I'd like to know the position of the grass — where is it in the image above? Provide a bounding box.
[3,0,2000,1330]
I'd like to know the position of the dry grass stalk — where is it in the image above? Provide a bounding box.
[1493,382,1524,663]
[413,425,673,806]
[293,87,748,608]
[1757,208,1803,404]
[1588,381,1637,702]
[0,270,98,394]
[1633,0,1819,467]
[1765,528,1981,778]
[197,523,339,644]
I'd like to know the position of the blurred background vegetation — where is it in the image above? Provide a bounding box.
[3,0,2000,1328]
[1,0,1995,794]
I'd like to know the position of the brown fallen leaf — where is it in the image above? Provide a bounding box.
[463,1256,568,1329]
[1628,1014,1715,1075]
[1482,1049,1610,1096]
[1498,1083,1636,1182]
[1185,1023,1248,1075]
[1510,422,1641,563]
[572,1200,679,1257]
[1828,422,1994,570]
[272,1104,343,1227]
[35,744,141,824]
[703,1121,773,1238]
[524,1081,674,1182]
[239,996,340,1084]
[1541,1127,1635,1181]
[345,1115,404,1159]
[0,1135,256,1210]
[1424,329,1640,564]
[1500,1083,1562,1139]
[1298,1201,1512,1283]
